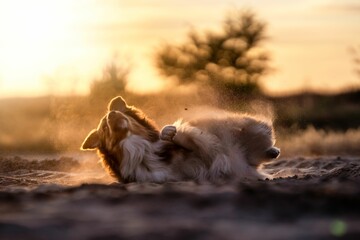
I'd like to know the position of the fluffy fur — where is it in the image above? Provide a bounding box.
[81,96,280,183]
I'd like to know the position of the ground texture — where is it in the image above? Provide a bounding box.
[0,155,359,240]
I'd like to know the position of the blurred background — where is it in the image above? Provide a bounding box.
[0,0,359,157]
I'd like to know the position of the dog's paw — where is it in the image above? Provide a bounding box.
[160,125,177,141]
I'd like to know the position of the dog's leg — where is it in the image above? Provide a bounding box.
[161,125,201,152]
[160,125,177,141]
[161,124,223,164]
[161,124,199,151]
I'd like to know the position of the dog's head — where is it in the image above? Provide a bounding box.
[81,96,159,151]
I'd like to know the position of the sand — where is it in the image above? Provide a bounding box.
[0,155,359,239]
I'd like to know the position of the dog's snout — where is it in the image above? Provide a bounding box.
[107,111,123,122]
[266,147,280,159]
[108,111,117,119]
[106,110,128,131]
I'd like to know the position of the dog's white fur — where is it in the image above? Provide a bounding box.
[81,96,280,183]
[120,135,175,182]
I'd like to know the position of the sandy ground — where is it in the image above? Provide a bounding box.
[0,155,359,240]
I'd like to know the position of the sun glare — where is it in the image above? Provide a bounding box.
[0,0,77,96]
[0,1,359,97]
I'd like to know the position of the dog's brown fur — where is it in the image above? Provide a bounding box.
[81,96,280,183]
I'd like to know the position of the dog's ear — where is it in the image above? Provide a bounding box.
[108,96,129,112]
[81,129,100,150]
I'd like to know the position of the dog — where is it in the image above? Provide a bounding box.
[81,96,280,183]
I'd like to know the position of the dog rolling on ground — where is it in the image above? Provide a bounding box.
[81,96,280,183]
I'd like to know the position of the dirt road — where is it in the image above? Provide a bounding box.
[0,155,359,239]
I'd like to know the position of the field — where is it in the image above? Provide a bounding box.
[0,155,359,239]
[0,90,359,239]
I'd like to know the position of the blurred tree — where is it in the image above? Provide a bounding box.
[155,9,270,96]
[350,45,360,80]
[89,58,130,103]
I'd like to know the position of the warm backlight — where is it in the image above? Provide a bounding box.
[0,1,78,96]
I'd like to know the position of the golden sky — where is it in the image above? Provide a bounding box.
[0,0,359,98]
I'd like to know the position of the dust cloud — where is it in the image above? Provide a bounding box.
[277,126,360,157]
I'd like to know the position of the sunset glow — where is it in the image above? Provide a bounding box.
[0,0,359,97]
